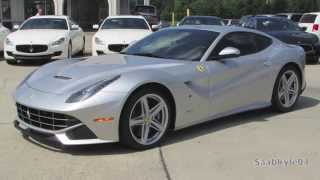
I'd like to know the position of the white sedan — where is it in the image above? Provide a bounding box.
[0,23,10,51]
[4,16,85,64]
[92,16,153,55]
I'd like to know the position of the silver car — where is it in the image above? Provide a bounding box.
[14,26,306,149]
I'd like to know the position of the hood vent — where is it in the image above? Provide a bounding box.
[54,75,72,80]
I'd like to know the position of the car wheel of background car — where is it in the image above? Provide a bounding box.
[272,65,301,112]
[6,59,17,65]
[68,42,72,58]
[119,87,172,150]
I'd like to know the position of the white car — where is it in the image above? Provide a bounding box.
[4,16,85,64]
[92,16,153,55]
[299,12,320,39]
[0,23,10,51]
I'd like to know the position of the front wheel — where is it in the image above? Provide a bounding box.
[119,88,172,150]
[272,66,301,112]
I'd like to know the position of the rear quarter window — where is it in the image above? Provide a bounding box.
[253,34,273,52]
[300,14,317,23]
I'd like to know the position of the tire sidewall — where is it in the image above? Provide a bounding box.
[119,88,172,150]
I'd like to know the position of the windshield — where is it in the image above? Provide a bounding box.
[101,18,149,30]
[20,18,68,30]
[123,29,219,61]
[181,17,223,26]
[257,19,301,31]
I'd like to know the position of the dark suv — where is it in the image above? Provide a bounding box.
[241,16,320,63]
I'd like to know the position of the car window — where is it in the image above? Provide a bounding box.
[208,32,271,60]
[252,34,273,52]
[300,14,317,23]
[20,18,68,30]
[257,18,300,31]
[181,17,223,26]
[101,18,149,30]
[291,15,302,22]
[124,29,219,61]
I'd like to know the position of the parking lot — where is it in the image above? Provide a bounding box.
[0,49,320,180]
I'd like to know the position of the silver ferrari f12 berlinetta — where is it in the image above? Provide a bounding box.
[14,25,306,149]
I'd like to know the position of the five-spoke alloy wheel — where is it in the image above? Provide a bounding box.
[272,65,301,112]
[120,88,172,150]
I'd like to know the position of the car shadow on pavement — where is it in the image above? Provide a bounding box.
[21,95,319,155]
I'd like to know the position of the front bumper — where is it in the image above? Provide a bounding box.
[14,83,127,145]
[4,43,67,60]
[14,120,113,145]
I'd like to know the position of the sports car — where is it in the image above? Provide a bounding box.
[4,16,85,64]
[14,26,306,150]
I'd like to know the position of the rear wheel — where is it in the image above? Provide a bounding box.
[120,88,172,150]
[272,66,301,112]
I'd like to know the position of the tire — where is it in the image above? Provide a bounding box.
[6,59,17,65]
[271,65,301,112]
[119,87,172,150]
[68,42,72,58]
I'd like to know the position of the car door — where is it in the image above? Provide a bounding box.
[204,32,274,117]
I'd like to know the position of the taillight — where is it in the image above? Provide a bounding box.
[312,24,319,32]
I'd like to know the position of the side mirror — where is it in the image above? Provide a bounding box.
[71,24,80,30]
[93,24,99,30]
[151,24,160,31]
[176,21,181,26]
[13,24,20,30]
[215,47,241,60]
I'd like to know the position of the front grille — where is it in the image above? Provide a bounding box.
[16,103,81,131]
[108,44,129,52]
[300,44,314,53]
[16,45,48,53]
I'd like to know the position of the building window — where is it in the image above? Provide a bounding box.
[1,0,11,21]
[24,0,54,19]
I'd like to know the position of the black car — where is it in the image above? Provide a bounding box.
[178,16,224,26]
[242,16,320,63]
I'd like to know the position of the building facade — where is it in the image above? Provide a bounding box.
[0,0,150,29]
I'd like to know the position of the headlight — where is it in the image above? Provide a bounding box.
[6,38,13,46]
[66,75,121,103]
[52,37,65,46]
[95,37,105,45]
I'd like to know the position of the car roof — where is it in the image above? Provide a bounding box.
[29,15,68,19]
[107,15,146,19]
[176,25,260,34]
[277,13,302,15]
[304,12,320,15]
[183,15,222,19]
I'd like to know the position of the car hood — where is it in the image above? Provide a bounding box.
[95,29,152,44]
[8,29,68,44]
[266,30,319,44]
[26,54,185,94]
